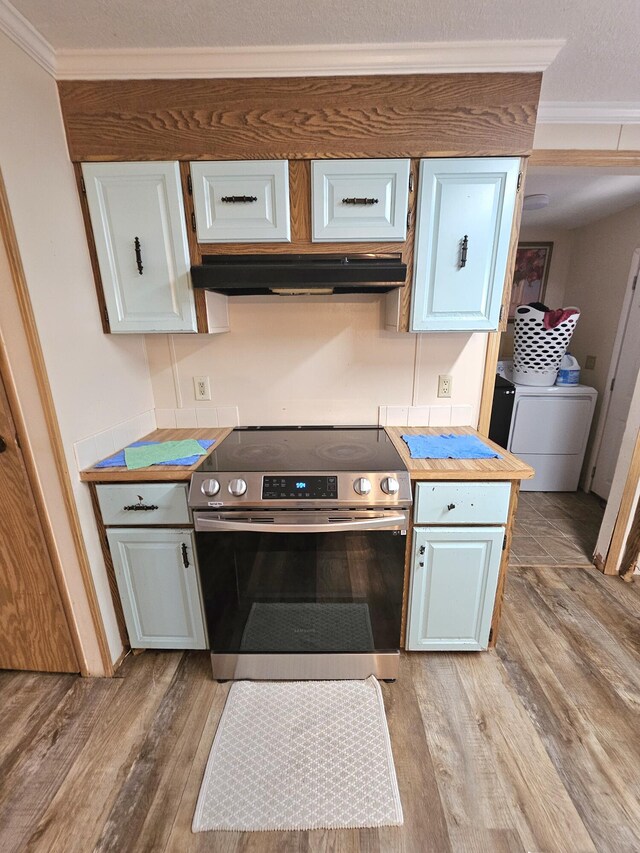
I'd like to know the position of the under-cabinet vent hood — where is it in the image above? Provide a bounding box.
[190,254,407,296]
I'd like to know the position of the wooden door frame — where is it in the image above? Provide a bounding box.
[0,170,114,676]
[479,146,640,574]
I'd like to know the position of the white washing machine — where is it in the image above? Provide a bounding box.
[506,383,598,492]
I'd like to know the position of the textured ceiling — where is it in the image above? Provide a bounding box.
[522,167,640,229]
[9,0,640,101]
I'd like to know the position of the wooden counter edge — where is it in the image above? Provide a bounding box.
[79,427,233,482]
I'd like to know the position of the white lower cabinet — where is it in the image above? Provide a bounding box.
[107,528,207,649]
[406,525,504,651]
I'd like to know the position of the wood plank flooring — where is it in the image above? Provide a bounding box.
[1,565,639,852]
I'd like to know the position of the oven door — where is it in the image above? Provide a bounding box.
[193,510,408,655]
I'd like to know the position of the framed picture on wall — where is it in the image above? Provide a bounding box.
[508,242,554,320]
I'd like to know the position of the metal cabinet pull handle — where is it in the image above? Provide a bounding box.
[447,503,456,511]
[221,195,258,203]
[0,436,6,453]
[123,503,159,512]
[181,543,190,568]
[459,235,468,268]
[342,197,378,206]
[134,237,143,275]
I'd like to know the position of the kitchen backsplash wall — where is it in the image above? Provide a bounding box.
[146,295,486,427]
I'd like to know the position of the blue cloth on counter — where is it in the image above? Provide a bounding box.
[401,433,501,460]
[94,439,215,468]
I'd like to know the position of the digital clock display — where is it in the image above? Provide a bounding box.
[262,475,338,499]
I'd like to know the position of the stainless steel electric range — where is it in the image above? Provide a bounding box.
[188,426,412,682]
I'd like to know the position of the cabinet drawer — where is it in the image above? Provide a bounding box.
[190,161,290,243]
[96,483,190,525]
[414,481,510,525]
[311,159,410,242]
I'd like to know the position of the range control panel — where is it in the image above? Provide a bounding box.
[262,475,338,500]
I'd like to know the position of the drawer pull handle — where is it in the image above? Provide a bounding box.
[221,195,258,203]
[134,237,143,275]
[123,503,159,512]
[459,235,468,269]
[181,543,190,568]
[447,503,456,511]
[342,197,379,206]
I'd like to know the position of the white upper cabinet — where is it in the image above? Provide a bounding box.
[190,160,291,243]
[312,159,411,242]
[82,162,197,333]
[410,158,520,332]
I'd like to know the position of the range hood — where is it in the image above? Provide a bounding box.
[190,254,407,295]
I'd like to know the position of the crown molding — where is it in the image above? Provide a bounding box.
[53,39,565,80]
[0,0,55,76]
[538,101,640,124]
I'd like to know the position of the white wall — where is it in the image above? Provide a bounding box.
[0,31,155,667]
[564,203,640,407]
[500,225,575,358]
[146,296,486,428]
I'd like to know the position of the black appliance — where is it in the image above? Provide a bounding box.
[489,375,516,448]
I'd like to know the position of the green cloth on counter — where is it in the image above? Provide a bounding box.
[124,439,208,470]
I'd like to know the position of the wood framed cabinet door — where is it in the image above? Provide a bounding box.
[410,158,520,331]
[406,525,504,651]
[106,528,207,649]
[82,162,197,333]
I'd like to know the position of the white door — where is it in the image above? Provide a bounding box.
[410,158,520,331]
[592,251,640,499]
[107,528,207,649]
[82,162,197,333]
[406,526,504,651]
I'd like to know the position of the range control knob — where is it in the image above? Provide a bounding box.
[381,476,400,495]
[200,478,220,497]
[353,477,372,496]
[228,478,247,497]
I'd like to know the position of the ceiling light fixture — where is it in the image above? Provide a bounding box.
[523,193,550,210]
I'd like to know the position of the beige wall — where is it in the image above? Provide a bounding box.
[146,297,487,427]
[500,225,575,358]
[0,32,155,667]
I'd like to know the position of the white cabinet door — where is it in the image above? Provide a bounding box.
[410,158,520,331]
[107,528,207,649]
[312,159,410,242]
[82,162,197,333]
[406,526,503,651]
[190,160,290,242]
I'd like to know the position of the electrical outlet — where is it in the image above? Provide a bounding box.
[193,376,211,401]
[585,355,596,370]
[438,374,452,398]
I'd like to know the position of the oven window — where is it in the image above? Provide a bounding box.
[196,530,405,653]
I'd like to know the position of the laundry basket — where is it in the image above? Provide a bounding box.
[513,305,580,386]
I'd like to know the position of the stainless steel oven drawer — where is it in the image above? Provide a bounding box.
[96,483,190,526]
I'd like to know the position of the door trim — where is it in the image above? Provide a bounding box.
[0,170,113,676]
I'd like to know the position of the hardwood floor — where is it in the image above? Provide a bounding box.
[1,565,638,852]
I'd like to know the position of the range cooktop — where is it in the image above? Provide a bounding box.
[188,426,412,509]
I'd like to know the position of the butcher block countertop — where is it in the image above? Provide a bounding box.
[385,426,534,481]
[80,425,533,483]
[79,427,233,482]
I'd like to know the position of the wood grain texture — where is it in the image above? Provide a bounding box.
[88,482,128,646]
[73,163,111,333]
[620,499,640,580]
[489,481,519,647]
[179,162,208,333]
[80,427,233,482]
[5,566,640,852]
[477,332,502,436]
[0,171,112,676]
[58,74,541,163]
[604,428,640,575]
[385,425,535,481]
[530,149,640,167]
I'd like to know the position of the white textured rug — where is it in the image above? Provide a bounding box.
[192,677,403,832]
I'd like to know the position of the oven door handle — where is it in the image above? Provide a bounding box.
[193,515,408,533]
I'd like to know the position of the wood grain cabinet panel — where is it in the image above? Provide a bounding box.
[190,160,291,242]
[410,158,520,332]
[82,162,197,333]
[106,528,207,649]
[311,159,410,242]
